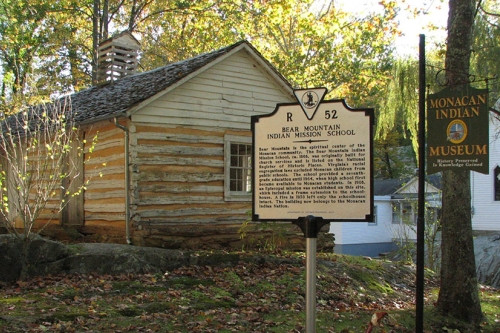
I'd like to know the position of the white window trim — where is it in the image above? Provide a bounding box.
[224,134,252,202]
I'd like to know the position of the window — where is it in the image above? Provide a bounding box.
[368,205,378,225]
[392,203,401,224]
[230,143,252,192]
[402,202,415,225]
[224,135,252,201]
[495,166,500,201]
[392,201,417,225]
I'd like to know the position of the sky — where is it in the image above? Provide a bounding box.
[327,0,450,57]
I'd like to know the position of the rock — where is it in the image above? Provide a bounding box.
[474,233,500,288]
[0,235,70,282]
[0,235,302,283]
[0,236,192,282]
[2,232,499,288]
[0,236,267,282]
[0,235,23,282]
[62,243,190,275]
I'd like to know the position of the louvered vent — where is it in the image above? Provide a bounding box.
[97,31,140,84]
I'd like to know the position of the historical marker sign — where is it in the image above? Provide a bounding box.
[252,88,374,221]
[427,84,489,174]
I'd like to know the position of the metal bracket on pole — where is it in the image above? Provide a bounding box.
[293,216,329,333]
[293,215,328,239]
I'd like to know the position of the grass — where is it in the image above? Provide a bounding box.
[0,252,498,332]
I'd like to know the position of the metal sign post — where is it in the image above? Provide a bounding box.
[293,216,329,333]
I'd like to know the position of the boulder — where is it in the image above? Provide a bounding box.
[0,235,70,282]
[474,233,500,288]
[0,235,23,282]
[61,243,191,275]
[0,236,191,282]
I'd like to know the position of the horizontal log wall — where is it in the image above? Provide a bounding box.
[82,120,126,242]
[129,125,249,229]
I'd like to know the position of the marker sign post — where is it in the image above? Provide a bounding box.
[252,88,374,332]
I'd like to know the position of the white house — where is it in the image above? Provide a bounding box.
[471,113,500,232]
[330,176,441,257]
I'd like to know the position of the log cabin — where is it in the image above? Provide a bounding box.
[7,36,321,249]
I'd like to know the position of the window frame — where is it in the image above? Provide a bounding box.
[224,135,252,202]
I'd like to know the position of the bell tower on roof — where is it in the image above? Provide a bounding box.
[97,31,140,84]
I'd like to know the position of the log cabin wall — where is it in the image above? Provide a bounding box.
[81,120,127,243]
[128,49,297,248]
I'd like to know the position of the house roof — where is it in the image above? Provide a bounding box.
[374,174,442,196]
[374,178,406,196]
[67,40,293,125]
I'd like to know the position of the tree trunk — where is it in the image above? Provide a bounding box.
[436,0,483,325]
[102,0,109,40]
[438,170,482,322]
[382,144,393,178]
[92,0,100,85]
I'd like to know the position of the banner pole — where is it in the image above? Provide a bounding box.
[416,33,426,333]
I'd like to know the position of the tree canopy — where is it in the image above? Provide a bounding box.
[1,0,499,177]
[0,0,400,104]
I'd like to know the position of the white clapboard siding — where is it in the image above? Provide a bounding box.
[471,115,500,231]
[131,49,294,130]
[329,198,394,244]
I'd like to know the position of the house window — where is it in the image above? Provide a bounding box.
[495,166,500,201]
[402,202,415,224]
[368,205,378,226]
[224,135,252,201]
[392,201,416,224]
[392,203,401,224]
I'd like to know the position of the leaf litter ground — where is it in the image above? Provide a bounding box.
[0,252,498,332]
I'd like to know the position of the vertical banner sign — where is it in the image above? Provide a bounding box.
[427,85,489,174]
[252,88,374,222]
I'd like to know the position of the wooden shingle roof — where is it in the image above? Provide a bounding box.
[68,40,292,125]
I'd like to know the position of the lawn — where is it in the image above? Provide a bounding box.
[0,252,498,332]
